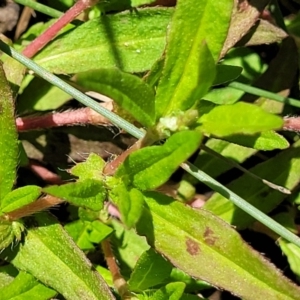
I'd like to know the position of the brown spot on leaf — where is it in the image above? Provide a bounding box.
[186,238,200,256]
[204,227,218,246]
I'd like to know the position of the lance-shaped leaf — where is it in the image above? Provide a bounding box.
[204,139,300,228]
[136,192,300,299]
[155,0,233,118]
[110,219,150,278]
[198,102,283,137]
[75,68,155,127]
[278,239,300,278]
[1,213,114,300]
[0,271,56,300]
[0,185,41,214]
[108,179,144,228]
[0,63,18,201]
[213,65,242,86]
[150,282,186,300]
[18,77,72,113]
[43,179,106,211]
[34,8,173,74]
[115,131,202,190]
[128,248,173,291]
[223,130,289,151]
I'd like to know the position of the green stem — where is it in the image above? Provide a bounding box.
[14,0,63,18]
[181,162,300,249]
[0,40,143,139]
[229,81,300,108]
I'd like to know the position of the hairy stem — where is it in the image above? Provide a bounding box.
[16,105,113,131]
[28,160,63,184]
[101,238,132,299]
[3,195,64,221]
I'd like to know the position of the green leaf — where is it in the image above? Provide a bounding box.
[0,264,18,289]
[278,239,300,277]
[34,8,173,74]
[213,65,242,86]
[128,248,173,291]
[0,271,56,300]
[2,55,26,98]
[75,68,155,127]
[155,0,233,118]
[136,192,300,299]
[70,153,106,181]
[65,219,112,250]
[17,76,72,113]
[169,268,211,292]
[108,179,144,228]
[204,139,300,228]
[203,48,267,105]
[0,220,24,250]
[115,131,202,190]
[0,63,18,200]
[110,219,150,278]
[43,179,106,211]
[149,282,185,300]
[191,138,256,178]
[198,102,283,137]
[0,186,41,214]
[223,130,289,150]
[131,0,156,6]
[156,41,216,117]
[2,213,114,300]
[88,220,113,243]
[65,220,95,251]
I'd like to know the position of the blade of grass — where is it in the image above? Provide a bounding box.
[181,161,300,249]
[229,81,300,108]
[1,40,299,248]
[14,0,63,18]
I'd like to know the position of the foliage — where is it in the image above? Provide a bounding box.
[1,0,300,299]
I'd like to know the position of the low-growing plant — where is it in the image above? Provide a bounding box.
[1,0,300,299]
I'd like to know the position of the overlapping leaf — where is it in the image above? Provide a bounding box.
[155,0,233,118]
[75,68,155,127]
[2,213,114,300]
[204,140,300,228]
[136,192,300,299]
[34,8,173,74]
[115,131,202,190]
[198,102,283,137]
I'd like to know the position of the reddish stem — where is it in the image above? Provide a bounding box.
[283,116,300,132]
[16,105,112,131]
[28,160,64,185]
[101,239,131,299]
[3,195,64,221]
[22,0,99,58]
